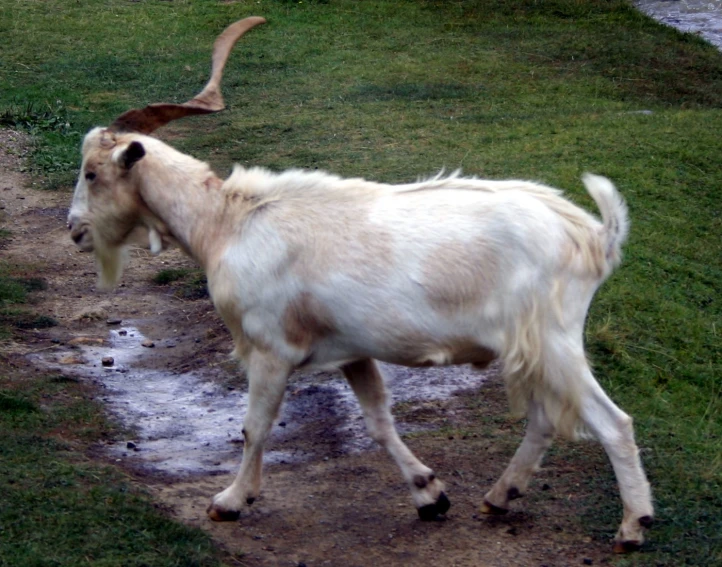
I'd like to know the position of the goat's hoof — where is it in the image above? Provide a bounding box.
[207,504,241,522]
[417,491,451,521]
[613,540,642,554]
[480,499,508,515]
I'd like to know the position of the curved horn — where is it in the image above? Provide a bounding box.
[110,16,266,134]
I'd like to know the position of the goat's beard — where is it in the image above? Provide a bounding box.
[93,236,127,291]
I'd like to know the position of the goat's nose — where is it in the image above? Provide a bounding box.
[71,230,84,244]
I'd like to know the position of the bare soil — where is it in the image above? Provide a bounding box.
[1,129,617,567]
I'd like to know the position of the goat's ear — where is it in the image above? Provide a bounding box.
[120,141,146,170]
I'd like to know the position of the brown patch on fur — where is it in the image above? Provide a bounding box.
[420,239,498,315]
[283,291,336,349]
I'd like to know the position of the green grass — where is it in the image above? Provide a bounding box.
[0,372,225,567]
[1,0,721,564]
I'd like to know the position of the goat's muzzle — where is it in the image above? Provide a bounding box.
[69,220,94,252]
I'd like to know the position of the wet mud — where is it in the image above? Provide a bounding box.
[33,323,495,476]
[635,0,722,49]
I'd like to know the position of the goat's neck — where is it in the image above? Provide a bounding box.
[136,149,228,269]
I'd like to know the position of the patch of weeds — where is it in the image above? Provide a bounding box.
[0,275,27,306]
[0,99,74,135]
[10,312,57,329]
[152,268,208,300]
[11,276,47,293]
[0,263,55,336]
[0,390,37,414]
[0,100,80,187]
[152,268,193,285]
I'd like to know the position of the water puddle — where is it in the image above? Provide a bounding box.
[635,0,722,49]
[33,325,492,477]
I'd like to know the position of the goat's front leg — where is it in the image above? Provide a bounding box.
[342,359,450,520]
[208,349,291,521]
[482,400,555,514]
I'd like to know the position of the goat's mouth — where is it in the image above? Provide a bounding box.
[70,225,94,252]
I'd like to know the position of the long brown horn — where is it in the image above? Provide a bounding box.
[110,16,266,134]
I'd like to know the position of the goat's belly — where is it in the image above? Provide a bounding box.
[381,342,497,368]
[304,336,497,370]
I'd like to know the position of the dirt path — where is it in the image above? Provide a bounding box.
[1,129,616,567]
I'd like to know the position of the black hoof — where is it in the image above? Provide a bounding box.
[417,492,451,521]
[480,499,508,515]
[207,505,241,522]
[613,540,642,554]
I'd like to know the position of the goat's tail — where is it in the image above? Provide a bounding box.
[583,173,629,270]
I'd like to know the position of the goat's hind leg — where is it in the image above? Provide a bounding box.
[482,400,555,515]
[342,359,450,520]
[581,380,653,552]
[208,349,292,521]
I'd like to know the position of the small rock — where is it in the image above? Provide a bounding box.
[583,560,593,566]
[101,356,114,367]
[106,318,122,325]
[59,355,84,365]
[126,441,136,449]
[278,421,286,427]
[118,330,127,336]
[141,339,155,348]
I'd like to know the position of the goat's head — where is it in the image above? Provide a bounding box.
[67,16,266,289]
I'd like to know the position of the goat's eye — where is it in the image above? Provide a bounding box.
[85,172,96,182]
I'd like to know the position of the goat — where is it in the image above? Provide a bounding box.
[67,17,653,552]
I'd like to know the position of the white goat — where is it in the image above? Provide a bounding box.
[67,17,653,552]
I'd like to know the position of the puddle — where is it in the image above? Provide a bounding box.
[635,0,722,49]
[33,326,493,477]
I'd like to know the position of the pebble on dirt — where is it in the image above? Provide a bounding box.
[141,339,155,348]
[101,356,114,367]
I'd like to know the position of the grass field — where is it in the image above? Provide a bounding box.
[1,1,721,565]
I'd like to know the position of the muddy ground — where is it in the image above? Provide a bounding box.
[1,129,619,567]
